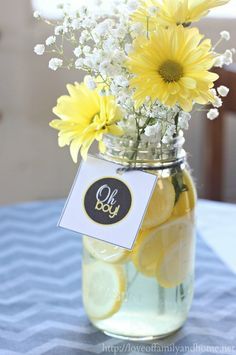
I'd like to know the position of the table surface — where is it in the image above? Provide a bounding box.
[0,199,235,355]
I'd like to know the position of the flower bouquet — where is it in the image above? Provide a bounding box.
[35,0,233,340]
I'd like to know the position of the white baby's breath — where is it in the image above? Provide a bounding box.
[215,49,234,67]
[74,47,82,57]
[54,26,65,36]
[127,0,139,12]
[46,36,56,46]
[145,122,161,137]
[75,58,84,69]
[71,19,80,30]
[49,58,63,71]
[214,56,224,68]
[125,43,133,54]
[178,112,191,130]
[148,6,158,16]
[34,44,45,55]
[213,96,223,108]
[207,109,219,120]
[217,85,229,97]
[33,11,40,19]
[84,75,97,90]
[220,31,230,41]
[222,49,233,65]
[83,45,91,54]
[34,0,233,147]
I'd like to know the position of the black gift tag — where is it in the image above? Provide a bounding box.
[84,177,132,225]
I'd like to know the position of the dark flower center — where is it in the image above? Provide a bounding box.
[159,60,184,83]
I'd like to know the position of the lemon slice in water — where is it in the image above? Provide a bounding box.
[142,178,175,230]
[82,261,126,320]
[172,169,197,218]
[156,218,195,288]
[132,216,194,279]
[131,226,165,277]
[83,236,130,264]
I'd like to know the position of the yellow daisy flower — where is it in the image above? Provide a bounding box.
[132,0,229,27]
[127,26,219,112]
[50,82,123,162]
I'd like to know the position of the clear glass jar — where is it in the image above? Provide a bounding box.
[82,135,196,341]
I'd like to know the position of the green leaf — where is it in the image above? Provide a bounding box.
[172,169,188,204]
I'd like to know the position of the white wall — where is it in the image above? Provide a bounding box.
[0,0,80,205]
[0,1,235,205]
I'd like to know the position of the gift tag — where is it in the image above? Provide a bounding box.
[59,156,157,250]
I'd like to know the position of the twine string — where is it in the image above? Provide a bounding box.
[116,159,185,175]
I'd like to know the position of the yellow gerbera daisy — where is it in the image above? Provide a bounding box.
[132,0,229,27]
[50,82,123,162]
[127,26,219,111]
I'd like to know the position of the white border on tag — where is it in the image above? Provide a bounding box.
[58,155,158,250]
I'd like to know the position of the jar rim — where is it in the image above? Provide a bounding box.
[100,134,186,168]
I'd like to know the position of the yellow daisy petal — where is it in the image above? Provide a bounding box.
[127,25,218,111]
[132,0,229,27]
[50,81,123,162]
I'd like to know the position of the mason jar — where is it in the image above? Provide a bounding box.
[82,135,196,340]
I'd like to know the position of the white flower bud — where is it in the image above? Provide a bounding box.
[83,45,91,54]
[74,46,82,57]
[80,31,90,44]
[57,3,64,10]
[148,6,158,16]
[84,75,97,90]
[34,44,45,55]
[125,43,133,54]
[178,112,191,130]
[71,19,80,30]
[54,26,64,36]
[217,85,229,97]
[48,58,63,71]
[213,96,223,108]
[220,31,230,41]
[99,88,107,96]
[79,5,88,17]
[114,76,129,88]
[127,0,139,12]
[45,36,56,46]
[33,11,40,19]
[130,23,143,33]
[214,56,224,68]
[75,58,84,69]
[222,49,233,65]
[144,122,161,137]
[207,109,219,120]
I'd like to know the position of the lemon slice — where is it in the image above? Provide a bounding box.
[172,170,197,219]
[82,261,126,320]
[132,216,195,278]
[156,218,195,288]
[83,236,130,264]
[142,178,175,230]
[131,227,164,277]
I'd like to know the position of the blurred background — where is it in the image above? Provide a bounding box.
[0,0,236,206]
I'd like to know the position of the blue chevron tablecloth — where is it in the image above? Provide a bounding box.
[0,199,235,355]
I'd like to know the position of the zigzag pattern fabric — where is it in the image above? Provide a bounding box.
[0,200,235,355]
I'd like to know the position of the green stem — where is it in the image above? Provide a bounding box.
[128,116,153,166]
[173,112,179,138]
[146,16,150,39]
[213,37,223,51]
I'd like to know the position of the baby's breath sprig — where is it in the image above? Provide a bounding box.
[34,0,234,158]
